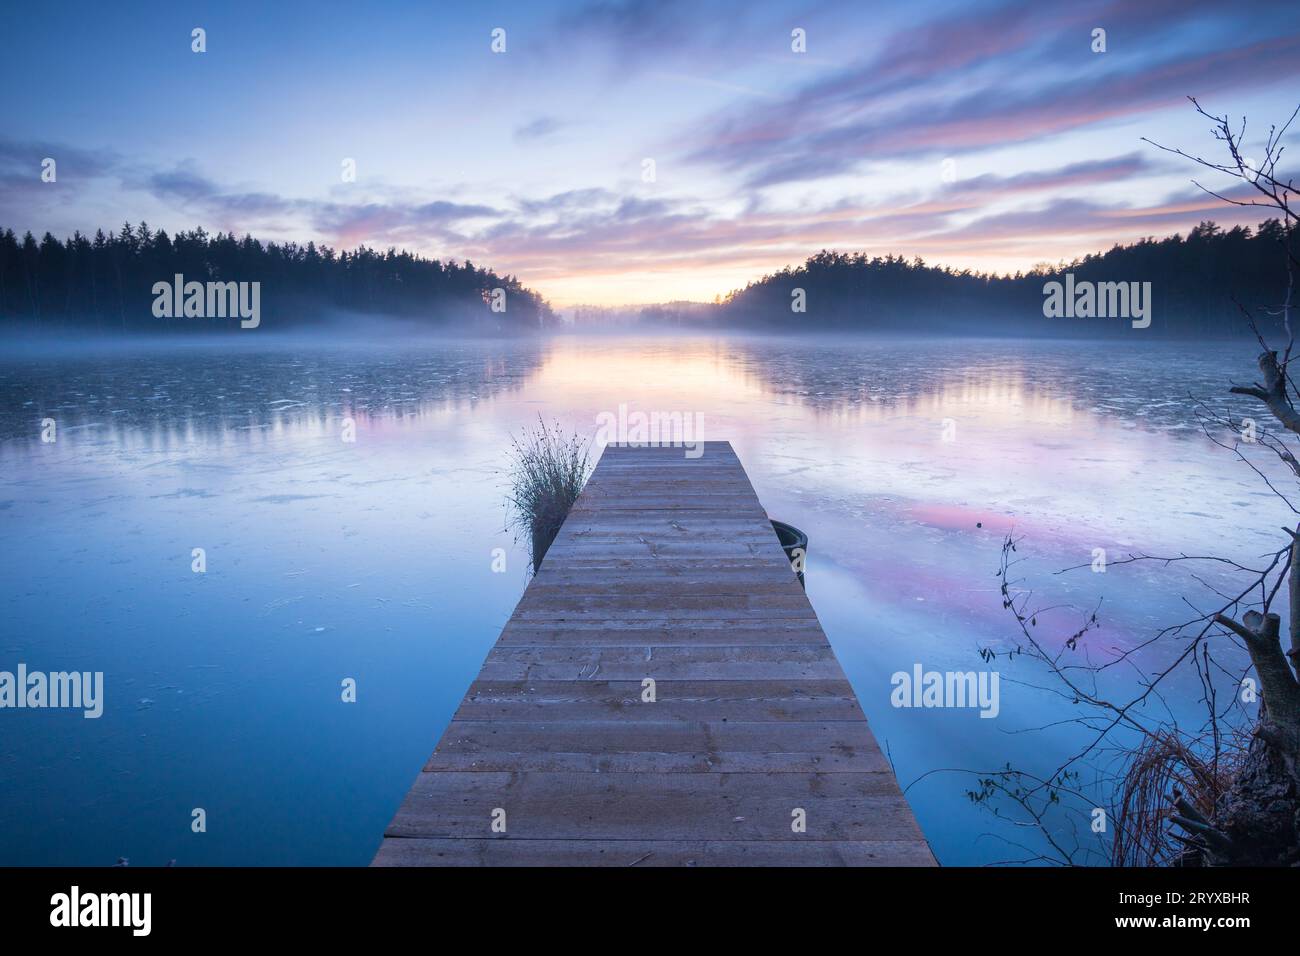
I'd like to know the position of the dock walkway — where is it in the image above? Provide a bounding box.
[372,441,933,866]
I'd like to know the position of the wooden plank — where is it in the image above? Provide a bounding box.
[384,771,924,842]
[373,442,933,867]
[383,769,913,833]
[453,679,866,722]
[372,838,933,867]
[479,644,845,680]
[424,719,891,772]
[496,623,835,646]
[525,577,804,596]
[513,591,813,610]
[510,608,818,622]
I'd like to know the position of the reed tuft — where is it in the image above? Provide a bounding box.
[506,416,591,571]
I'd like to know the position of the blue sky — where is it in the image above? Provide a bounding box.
[2,0,1298,305]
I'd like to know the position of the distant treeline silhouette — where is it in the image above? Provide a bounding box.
[718,220,1297,337]
[0,223,554,333]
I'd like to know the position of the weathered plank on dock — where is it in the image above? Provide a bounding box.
[372,441,933,866]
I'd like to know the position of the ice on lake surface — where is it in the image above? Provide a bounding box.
[0,334,1280,864]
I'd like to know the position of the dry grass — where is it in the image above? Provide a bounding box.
[506,417,591,570]
[1110,729,1246,866]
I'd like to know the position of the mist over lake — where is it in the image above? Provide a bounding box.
[0,333,1266,865]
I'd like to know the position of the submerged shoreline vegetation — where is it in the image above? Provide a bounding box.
[0,223,554,335]
[505,417,592,572]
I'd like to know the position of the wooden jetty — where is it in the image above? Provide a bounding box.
[372,441,934,866]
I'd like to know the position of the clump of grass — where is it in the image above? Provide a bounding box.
[506,416,591,571]
[1109,728,1245,867]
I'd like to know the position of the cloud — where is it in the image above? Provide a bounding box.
[513,116,565,143]
[0,139,126,225]
[453,163,1277,289]
[0,140,119,179]
[0,131,1282,305]
[311,199,500,246]
[540,0,788,78]
[686,3,1300,187]
[941,154,1155,208]
[555,0,726,59]
[144,166,223,202]
[126,162,501,245]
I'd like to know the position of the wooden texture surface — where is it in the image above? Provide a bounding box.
[372,442,933,866]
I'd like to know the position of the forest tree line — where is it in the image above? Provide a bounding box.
[717,219,1298,337]
[0,223,554,334]
[4,218,1294,337]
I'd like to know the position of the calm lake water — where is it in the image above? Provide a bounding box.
[0,334,1274,865]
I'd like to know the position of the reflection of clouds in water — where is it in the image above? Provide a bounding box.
[718,337,1251,429]
[1,335,1276,564]
[0,335,1257,448]
[0,333,1275,866]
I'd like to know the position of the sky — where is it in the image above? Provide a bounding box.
[2,0,1299,307]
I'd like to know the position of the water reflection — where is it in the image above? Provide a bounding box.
[0,334,1273,865]
[0,336,1245,451]
[0,342,547,449]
